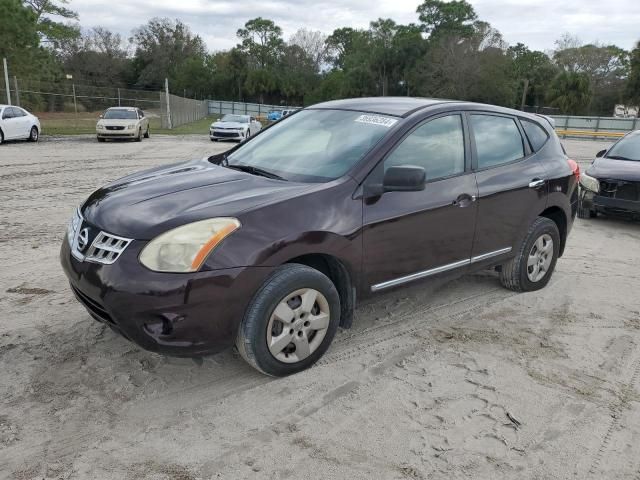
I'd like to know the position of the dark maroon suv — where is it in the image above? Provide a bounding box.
[61,97,579,376]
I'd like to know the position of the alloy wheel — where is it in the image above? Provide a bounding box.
[266,288,330,363]
[30,127,38,141]
[527,233,553,282]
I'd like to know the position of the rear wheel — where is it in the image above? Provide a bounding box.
[28,126,39,142]
[0,129,4,145]
[500,217,560,292]
[236,264,340,376]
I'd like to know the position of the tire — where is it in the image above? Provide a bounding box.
[236,264,341,377]
[97,137,106,142]
[500,217,560,292]
[0,129,4,145]
[135,128,142,142]
[144,126,150,139]
[577,200,596,219]
[211,138,218,142]
[28,126,39,142]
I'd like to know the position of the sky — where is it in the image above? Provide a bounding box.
[69,0,640,53]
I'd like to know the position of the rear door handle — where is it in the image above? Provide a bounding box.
[529,179,546,189]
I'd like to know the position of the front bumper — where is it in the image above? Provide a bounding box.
[581,189,640,217]
[60,237,273,356]
[209,129,245,140]
[97,129,137,138]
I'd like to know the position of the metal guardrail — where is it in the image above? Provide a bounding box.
[207,100,299,118]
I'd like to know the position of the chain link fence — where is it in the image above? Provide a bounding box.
[0,76,213,133]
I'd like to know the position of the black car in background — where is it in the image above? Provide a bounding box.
[579,130,640,219]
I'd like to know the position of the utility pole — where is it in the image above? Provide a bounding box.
[13,76,20,106]
[164,78,172,129]
[3,58,11,105]
[520,79,530,111]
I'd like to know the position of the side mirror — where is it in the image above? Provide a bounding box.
[596,149,606,158]
[383,165,426,192]
[365,165,426,198]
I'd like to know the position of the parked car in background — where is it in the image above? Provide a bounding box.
[61,97,578,377]
[96,107,149,142]
[210,114,262,142]
[579,130,640,219]
[0,105,40,144]
[281,109,299,117]
[267,110,283,122]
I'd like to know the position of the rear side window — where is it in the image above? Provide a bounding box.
[471,114,525,169]
[1,108,11,119]
[385,114,465,181]
[521,119,549,152]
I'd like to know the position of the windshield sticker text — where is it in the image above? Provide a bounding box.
[354,115,398,128]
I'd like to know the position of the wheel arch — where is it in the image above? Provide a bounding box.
[539,206,567,257]
[283,253,356,329]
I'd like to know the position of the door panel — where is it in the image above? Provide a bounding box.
[362,113,478,290]
[363,174,478,288]
[469,113,548,258]
[2,108,16,139]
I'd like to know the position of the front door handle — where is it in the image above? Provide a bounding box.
[529,178,546,189]
[453,193,477,207]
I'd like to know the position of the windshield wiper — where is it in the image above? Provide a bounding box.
[225,164,287,181]
[606,155,635,161]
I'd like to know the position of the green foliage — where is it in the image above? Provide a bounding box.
[237,17,285,69]
[416,0,477,38]
[626,42,640,105]
[547,71,592,115]
[24,0,80,47]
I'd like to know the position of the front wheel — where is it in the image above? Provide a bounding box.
[500,217,560,292]
[28,126,39,142]
[135,128,142,142]
[236,264,340,376]
[144,126,150,139]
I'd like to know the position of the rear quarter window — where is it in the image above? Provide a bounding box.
[521,119,549,152]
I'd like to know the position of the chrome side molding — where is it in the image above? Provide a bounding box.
[370,247,512,292]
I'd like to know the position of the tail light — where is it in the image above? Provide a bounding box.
[567,159,580,182]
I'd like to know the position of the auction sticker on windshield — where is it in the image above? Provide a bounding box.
[355,114,398,128]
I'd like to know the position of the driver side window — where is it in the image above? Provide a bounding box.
[384,115,465,181]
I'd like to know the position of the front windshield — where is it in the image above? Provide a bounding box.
[225,109,396,182]
[104,109,137,120]
[221,114,249,123]
[606,133,640,161]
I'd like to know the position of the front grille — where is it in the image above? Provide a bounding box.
[600,180,640,201]
[68,209,132,265]
[214,130,240,137]
[84,231,131,265]
[105,126,125,130]
[70,284,114,324]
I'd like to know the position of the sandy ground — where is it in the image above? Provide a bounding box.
[1,135,640,479]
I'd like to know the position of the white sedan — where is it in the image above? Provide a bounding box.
[0,105,40,144]
[210,114,262,142]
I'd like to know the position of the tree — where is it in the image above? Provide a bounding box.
[626,42,640,106]
[547,71,591,114]
[508,43,558,108]
[416,0,477,38]
[24,0,79,47]
[289,28,328,72]
[131,18,207,89]
[237,17,284,69]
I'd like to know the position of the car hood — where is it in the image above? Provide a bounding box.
[80,159,313,239]
[211,121,247,129]
[587,157,640,182]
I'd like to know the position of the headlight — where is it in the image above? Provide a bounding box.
[67,208,82,245]
[139,218,240,272]
[127,124,136,129]
[580,173,600,193]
